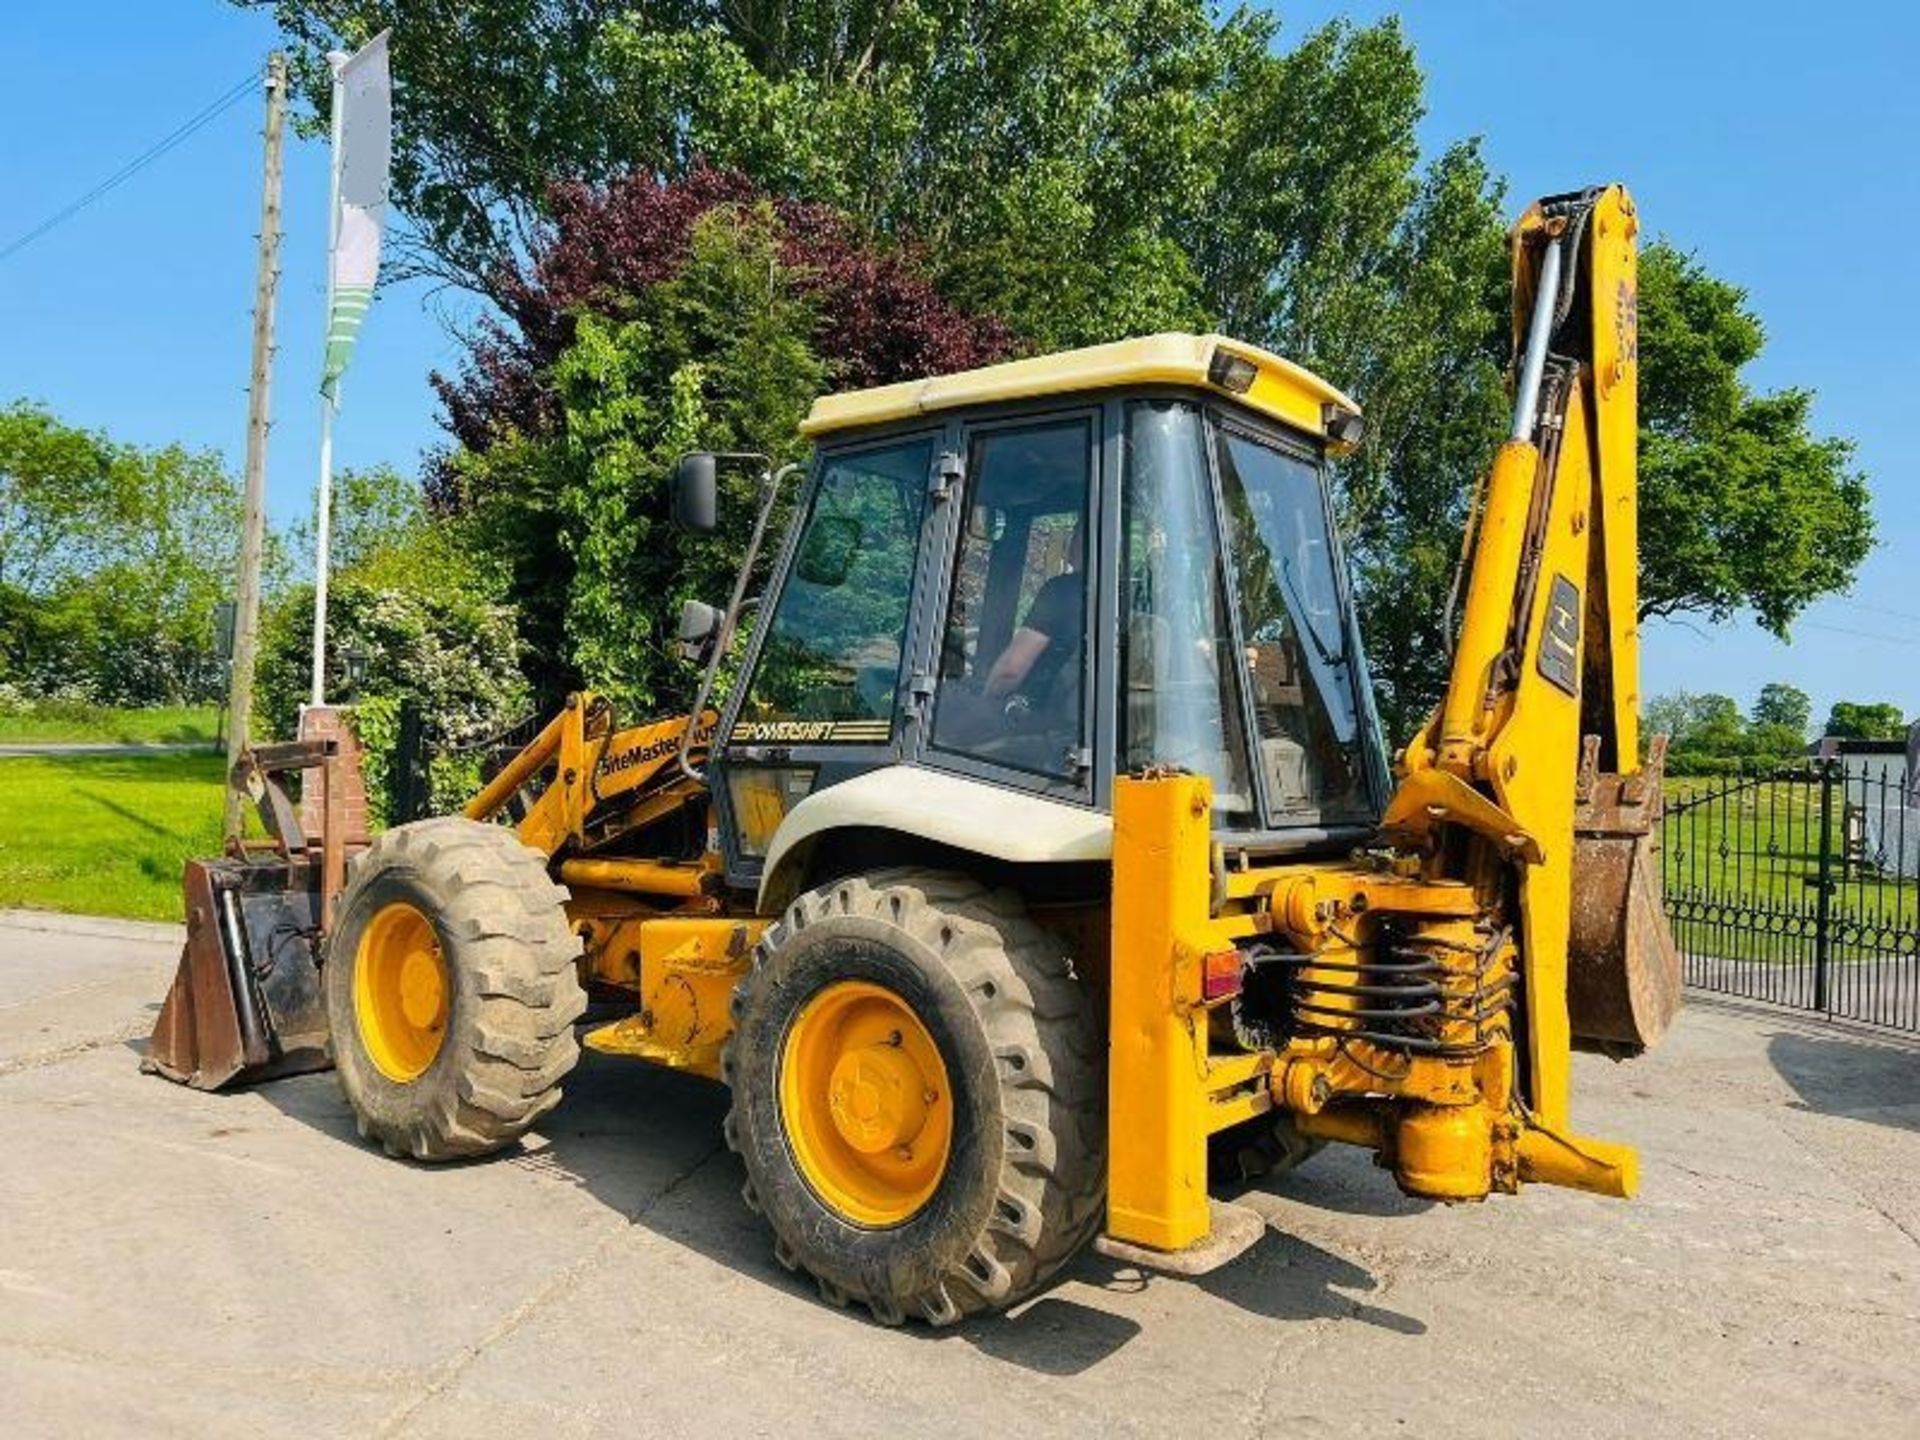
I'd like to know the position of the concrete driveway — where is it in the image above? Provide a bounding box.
[3,908,1917,1439]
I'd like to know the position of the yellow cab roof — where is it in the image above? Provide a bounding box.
[800,332,1362,448]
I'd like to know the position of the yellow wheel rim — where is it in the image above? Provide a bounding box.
[779,980,954,1228]
[353,901,450,1083]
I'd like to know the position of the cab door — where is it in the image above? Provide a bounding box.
[711,430,945,885]
[912,410,1101,806]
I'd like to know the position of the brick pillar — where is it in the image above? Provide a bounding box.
[298,705,371,844]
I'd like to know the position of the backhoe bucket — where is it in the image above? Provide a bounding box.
[1567,736,1682,1054]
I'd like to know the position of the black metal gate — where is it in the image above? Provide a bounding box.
[1662,759,1920,1030]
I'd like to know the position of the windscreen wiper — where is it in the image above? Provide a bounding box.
[1282,557,1348,669]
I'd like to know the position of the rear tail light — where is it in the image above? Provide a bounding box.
[1201,947,1243,1002]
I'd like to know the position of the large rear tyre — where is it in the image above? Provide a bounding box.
[327,817,586,1161]
[723,869,1104,1326]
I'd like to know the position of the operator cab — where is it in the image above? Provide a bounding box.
[699,333,1390,893]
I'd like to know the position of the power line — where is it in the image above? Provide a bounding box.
[0,68,263,265]
[1827,597,1920,627]
[1797,620,1920,648]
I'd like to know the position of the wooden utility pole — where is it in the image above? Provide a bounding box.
[224,53,287,845]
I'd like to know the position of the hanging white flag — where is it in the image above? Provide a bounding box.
[321,31,391,403]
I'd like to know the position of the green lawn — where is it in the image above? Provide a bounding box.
[0,752,226,921]
[0,702,220,745]
[1662,773,1918,965]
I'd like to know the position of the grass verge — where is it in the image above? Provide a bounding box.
[0,702,220,745]
[0,752,224,921]
[1662,773,1918,965]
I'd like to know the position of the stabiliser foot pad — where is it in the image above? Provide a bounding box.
[1093,1199,1267,1277]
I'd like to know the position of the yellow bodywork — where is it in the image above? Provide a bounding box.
[778,980,954,1226]
[1106,766,1637,1252]
[462,697,766,1081]
[575,912,762,1078]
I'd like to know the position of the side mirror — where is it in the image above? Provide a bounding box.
[670,452,718,532]
[677,599,721,663]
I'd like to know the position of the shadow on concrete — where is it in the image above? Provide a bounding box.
[953,1294,1144,1374]
[244,1046,1421,1372]
[1769,1029,1920,1132]
[1230,1154,1437,1221]
[1076,1227,1424,1334]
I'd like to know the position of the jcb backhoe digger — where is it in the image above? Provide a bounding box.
[150,184,1679,1325]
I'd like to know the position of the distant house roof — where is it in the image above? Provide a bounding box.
[1809,736,1908,758]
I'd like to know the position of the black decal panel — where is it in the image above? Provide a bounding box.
[1538,574,1581,697]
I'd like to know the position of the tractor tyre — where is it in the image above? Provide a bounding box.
[326,816,586,1161]
[722,868,1105,1326]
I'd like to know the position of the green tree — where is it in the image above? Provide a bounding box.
[454,205,824,714]
[290,464,429,575]
[1745,680,1814,764]
[259,473,528,822]
[245,3,1878,744]
[238,0,1241,345]
[258,573,530,822]
[1644,690,1760,772]
[0,400,243,704]
[1752,682,1812,737]
[1687,693,1747,754]
[1637,242,1872,634]
[1824,701,1907,740]
[1642,692,1696,748]
[0,399,120,592]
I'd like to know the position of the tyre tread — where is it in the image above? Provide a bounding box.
[329,818,584,1162]
[722,867,1104,1327]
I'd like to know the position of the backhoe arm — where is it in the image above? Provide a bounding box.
[1434,185,1643,777]
[1389,184,1680,1127]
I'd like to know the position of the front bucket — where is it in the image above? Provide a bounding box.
[1566,736,1682,1055]
[145,856,332,1090]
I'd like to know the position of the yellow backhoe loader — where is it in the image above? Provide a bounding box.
[150,184,1680,1325]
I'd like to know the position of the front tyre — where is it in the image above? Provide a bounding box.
[723,869,1104,1326]
[327,817,586,1161]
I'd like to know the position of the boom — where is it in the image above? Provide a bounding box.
[1389,184,1679,1112]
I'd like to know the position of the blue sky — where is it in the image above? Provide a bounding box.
[3,2,1914,725]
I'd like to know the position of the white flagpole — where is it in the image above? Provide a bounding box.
[309,52,348,708]
[309,396,336,706]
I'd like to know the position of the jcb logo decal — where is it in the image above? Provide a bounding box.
[1538,574,1581,698]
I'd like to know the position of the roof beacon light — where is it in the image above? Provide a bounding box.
[1322,404,1366,447]
[1207,349,1259,394]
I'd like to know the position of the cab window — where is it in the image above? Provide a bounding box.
[1120,401,1255,826]
[1213,423,1371,824]
[736,437,932,743]
[931,418,1092,782]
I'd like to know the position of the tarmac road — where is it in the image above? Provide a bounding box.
[2,907,1918,1439]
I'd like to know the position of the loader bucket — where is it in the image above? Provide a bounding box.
[1566,736,1682,1055]
[145,729,363,1090]
[145,855,332,1089]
